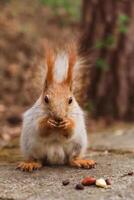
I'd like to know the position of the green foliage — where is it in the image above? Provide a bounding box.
[119,14,129,23]
[95,41,105,49]
[84,101,95,113]
[40,0,81,21]
[96,58,110,71]
[95,35,115,49]
[118,14,129,34]
[105,35,115,46]
[0,0,11,2]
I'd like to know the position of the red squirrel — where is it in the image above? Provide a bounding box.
[17,47,96,172]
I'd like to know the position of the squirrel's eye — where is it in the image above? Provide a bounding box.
[44,95,49,104]
[68,97,73,104]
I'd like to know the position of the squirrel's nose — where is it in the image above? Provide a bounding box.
[54,117,63,123]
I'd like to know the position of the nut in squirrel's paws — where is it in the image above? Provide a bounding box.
[47,119,59,128]
[57,118,74,130]
[38,117,59,129]
[70,159,96,169]
[39,117,74,129]
[48,118,74,130]
[16,161,42,172]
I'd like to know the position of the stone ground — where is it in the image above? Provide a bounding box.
[0,129,134,200]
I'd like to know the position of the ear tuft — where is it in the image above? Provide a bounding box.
[45,46,56,86]
[65,44,77,88]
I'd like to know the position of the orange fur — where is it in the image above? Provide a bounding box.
[38,117,50,136]
[17,161,42,172]
[70,158,96,169]
[65,45,77,87]
[38,113,74,139]
[40,46,77,137]
[45,48,55,85]
[60,117,75,138]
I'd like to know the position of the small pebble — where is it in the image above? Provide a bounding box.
[128,172,134,176]
[62,179,70,186]
[122,171,134,177]
[81,177,96,186]
[105,178,112,185]
[96,178,107,188]
[75,183,84,190]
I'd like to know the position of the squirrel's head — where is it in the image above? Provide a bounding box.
[41,47,76,123]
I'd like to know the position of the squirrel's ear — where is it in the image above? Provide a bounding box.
[65,46,77,90]
[44,48,55,88]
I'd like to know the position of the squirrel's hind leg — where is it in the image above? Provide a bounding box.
[67,142,96,169]
[16,160,42,172]
[69,157,96,169]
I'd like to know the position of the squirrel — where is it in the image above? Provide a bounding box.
[17,46,96,172]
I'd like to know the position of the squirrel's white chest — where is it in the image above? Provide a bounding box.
[45,143,66,164]
[34,138,66,165]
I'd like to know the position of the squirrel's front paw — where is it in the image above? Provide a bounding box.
[58,118,74,130]
[39,117,57,129]
[47,119,59,128]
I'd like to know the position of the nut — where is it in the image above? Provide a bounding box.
[122,171,134,177]
[81,177,96,186]
[62,179,70,186]
[96,178,107,188]
[128,172,134,176]
[105,178,112,185]
[75,183,84,190]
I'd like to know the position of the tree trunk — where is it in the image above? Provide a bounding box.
[79,0,134,121]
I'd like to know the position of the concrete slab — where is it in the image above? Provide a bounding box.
[0,152,134,200]
[90,128,134,152]
[0,128,134,200]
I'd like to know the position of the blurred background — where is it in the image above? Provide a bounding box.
[0,0,134,147]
